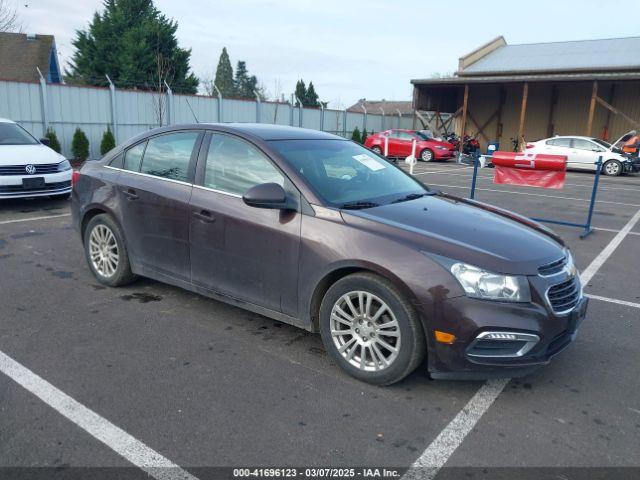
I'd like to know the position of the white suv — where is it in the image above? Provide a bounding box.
[525,133,638,176]
[0,118,72,199]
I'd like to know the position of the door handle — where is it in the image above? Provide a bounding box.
[122,188,138,200]
[193,209,215,223]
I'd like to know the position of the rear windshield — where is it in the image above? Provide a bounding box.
[0,122,39,145]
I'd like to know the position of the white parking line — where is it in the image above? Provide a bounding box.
[0,350,198,480]
[0,213,71,225]
[405,207,640,479]
[424,183,640,207]
[586,294,640,309]
[595,227,640,237]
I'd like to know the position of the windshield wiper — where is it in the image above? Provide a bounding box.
[391,191,440,204]
[340,201,380,210]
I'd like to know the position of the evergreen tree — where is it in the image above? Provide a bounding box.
[305,81,319,107]
[72,128,90,161]
[100,128,116,155]
[351,127,361,143]
[67,0,198,94]
[214,47,234,96]
[361,128,368,144]
[294,80,306,106]
[233,60,258,99]
[44,128,61,153]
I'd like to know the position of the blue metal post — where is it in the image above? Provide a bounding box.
[581,156,602,238]
[469,151,480,199]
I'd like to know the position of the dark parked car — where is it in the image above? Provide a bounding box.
[72,124,587,385]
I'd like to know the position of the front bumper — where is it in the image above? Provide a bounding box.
[0,171,72,198]
[434,149,456,159]
[420,294,588,380]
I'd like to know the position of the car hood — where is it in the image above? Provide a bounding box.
[0,144,65,165]
[342,194,564,275]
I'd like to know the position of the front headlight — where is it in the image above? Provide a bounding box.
[450,262,531,302]
[435,146,448,150]
[57,159,71,172]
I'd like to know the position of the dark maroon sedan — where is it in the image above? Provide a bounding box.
[71,124,587,385]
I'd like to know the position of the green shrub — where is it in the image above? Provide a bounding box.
[71,127,90,161]
[44,128,61,153]
[100,128,116,155]
[351,126,361,143]
[361,128,368,144]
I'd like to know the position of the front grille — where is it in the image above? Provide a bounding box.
[0,163,59,176]
[547,276,580,313]
[538,256,566,276]
[0,181,71,194]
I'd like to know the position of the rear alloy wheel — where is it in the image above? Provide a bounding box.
[603,160,622,176]
[84,214,136,287]
[319,273,425,385]
[420,148,434,162]
[371,146,383,155]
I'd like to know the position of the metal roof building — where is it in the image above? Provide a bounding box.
[411,36,640,150]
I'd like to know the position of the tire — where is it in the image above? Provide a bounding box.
[371,146,382,155]
[83,214,136,287]
[420,148,434,162]
[319,272,426,385]
[603,160,622,176]
[51,193,71,201]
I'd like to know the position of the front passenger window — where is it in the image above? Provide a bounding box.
[204,134,284,196]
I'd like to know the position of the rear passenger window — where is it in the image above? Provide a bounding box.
[204,134,284,196]
[140,132,199,182]
[123,142,146,172]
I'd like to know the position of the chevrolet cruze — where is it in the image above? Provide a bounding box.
[71,124,587,385]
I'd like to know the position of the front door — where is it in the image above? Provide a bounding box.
[568,138,600,171]
[189,132,301,315]
[117,131,202,281]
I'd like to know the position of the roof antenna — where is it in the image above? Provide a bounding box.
[185,98,199,123]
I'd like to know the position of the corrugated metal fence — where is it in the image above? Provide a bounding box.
[0,80,414,159]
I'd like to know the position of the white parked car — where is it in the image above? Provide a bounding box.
[0,118,72,199]
[524,133,639,176]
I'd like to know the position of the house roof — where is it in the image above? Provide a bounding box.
[411,71,640,86]
[461,36,640,76]
[0,32,60,83]
[347,100,413,115]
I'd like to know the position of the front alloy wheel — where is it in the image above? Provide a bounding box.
[319,272,425,385]
[421,149,434,162]
[330,291,401,372]
[603,160,622,176]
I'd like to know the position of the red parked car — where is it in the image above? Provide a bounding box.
[364,129,456,162]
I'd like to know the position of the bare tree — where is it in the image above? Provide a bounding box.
[152,53,173,127]
[0,0,22,32]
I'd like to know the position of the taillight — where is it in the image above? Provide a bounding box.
[525,143,535,149]
[72,170,81,187]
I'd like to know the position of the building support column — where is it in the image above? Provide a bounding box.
[586,80,598,137]
[517,82,529,149]
[495,87,505,141]
[458,84,469,154]
[546,85,558,138]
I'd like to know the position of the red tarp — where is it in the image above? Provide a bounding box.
[492,152,567,189]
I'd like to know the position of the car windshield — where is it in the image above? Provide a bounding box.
[270,139,427,208]
[415,131,431,140]
[0,122,39,145]
[591,138,611,149]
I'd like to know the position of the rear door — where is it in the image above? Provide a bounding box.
[395,131,415,157]
[116,130,202,281]
[189,132,301,314]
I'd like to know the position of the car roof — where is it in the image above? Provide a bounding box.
[203,123,342,141]
[545,135,594,140]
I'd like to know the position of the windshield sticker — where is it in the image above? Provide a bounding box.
[352,154,386,171]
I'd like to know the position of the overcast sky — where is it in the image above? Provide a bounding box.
[15,0,640,108]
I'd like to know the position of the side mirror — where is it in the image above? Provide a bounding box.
[40,137,51,146]
[243,183,289,210]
